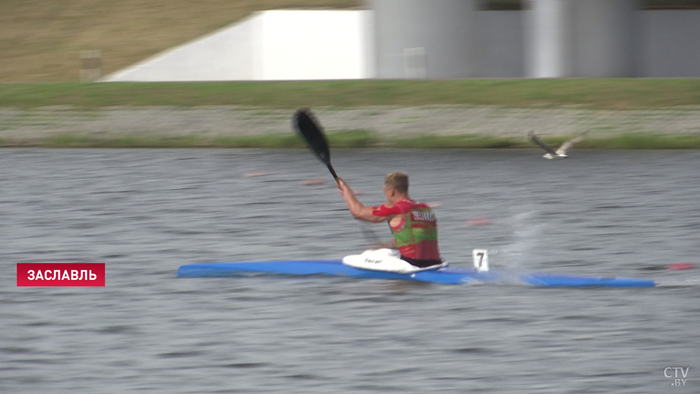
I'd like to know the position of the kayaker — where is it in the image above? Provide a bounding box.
[336,171,443,269]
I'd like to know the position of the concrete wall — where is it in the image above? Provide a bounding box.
[371,0,478,79]
[256,10,374,80]
[526,0,638,78]
[106,3,700,81]
[483,4,700,78]
[638,10,700,77]
[106,10,374,81]
[569,0,637,77]
[477,11,525,78]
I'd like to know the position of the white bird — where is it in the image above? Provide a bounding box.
[528,130,588,159]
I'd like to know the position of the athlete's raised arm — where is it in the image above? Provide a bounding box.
[337,178,389,223]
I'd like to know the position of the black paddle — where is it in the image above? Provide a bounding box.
[293,108,338,181]
[293,108,382,245]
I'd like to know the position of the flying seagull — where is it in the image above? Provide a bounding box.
[528,130,588,159]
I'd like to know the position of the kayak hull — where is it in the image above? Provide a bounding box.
[177,260,655,288]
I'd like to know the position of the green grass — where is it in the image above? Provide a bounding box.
[582,133,700,150]
[1,79,700,110]
[10,130,373,149]
[6,131,700,149]
[392,134,524,149]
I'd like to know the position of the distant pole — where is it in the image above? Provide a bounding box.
[80,50,102,82]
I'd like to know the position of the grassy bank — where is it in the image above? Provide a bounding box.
[3,80,700,149]
[1,79,700,110]
[4,130,700,150]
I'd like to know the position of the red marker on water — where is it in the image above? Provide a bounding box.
[667,262,695,270]
[302,179,325,186]
[467,217,492,226]
[244,171,270,177]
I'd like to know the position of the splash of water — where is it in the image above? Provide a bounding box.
[491,209,543,270]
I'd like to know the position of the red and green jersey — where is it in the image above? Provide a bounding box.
[372,198,441,261]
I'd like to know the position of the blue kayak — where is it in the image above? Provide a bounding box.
[176,260,655,288]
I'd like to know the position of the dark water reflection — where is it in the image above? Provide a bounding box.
[0,149,698,393]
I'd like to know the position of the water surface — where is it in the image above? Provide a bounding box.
[1,149,698,393]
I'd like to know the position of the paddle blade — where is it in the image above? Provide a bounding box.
[293,109,337,180]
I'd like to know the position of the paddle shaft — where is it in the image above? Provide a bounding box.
[326,163,338,181]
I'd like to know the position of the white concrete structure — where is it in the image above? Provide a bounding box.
[105,10,374,81]
[106,2,700,81]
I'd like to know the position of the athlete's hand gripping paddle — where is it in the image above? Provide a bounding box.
[293,108,338,181]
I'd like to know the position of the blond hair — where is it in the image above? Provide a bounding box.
[385,171,409,194]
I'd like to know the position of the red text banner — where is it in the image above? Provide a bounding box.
[17,263,105,287]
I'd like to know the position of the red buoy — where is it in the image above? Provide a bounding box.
[667,263,695,270]
[302,179,325,186]
[467,217,492,226]
[244,171,270,177]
